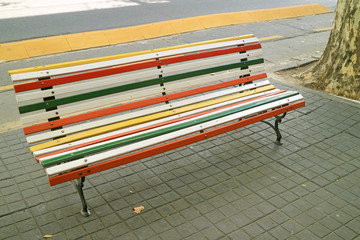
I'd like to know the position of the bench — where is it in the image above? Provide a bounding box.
[10,34,305,217]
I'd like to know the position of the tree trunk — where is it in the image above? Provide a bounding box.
[303,0,360,100]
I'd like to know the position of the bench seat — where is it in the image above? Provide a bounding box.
[10,34,305,216]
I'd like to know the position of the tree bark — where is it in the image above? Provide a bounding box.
[303,0,360,100]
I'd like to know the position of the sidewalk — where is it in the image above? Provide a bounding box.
[1,10,360,240]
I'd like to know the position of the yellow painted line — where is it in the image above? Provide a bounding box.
[29,85,275,152]
[2,3,330,66]
[315,27,333,32]
[0,120,21,133]
[0,84,14,91]
[259,35,283,42]
[0,79,37,92]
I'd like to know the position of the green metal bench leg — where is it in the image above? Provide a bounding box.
[261,113,287,145]
[72,176,91,217]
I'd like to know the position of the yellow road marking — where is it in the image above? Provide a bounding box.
[259,35,282,42]
[314,27,333,32]
[29,85,275,152]
[0,120,21,133]
[0,85,14,91]
[2,3,330,65]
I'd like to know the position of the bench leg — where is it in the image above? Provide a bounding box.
[261,113,287,145]
[72,176,91,217]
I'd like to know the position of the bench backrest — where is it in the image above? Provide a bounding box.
[12,34,263,145]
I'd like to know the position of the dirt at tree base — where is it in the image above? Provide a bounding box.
[274,61,318,88]
[274,61,360,102]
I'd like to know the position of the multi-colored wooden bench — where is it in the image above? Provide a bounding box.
[9,34,305,216]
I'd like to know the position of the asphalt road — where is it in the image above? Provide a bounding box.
[0,0,337,43]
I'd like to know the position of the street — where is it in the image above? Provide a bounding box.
[0,0,337,43]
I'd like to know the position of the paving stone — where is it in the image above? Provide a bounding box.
[268,195,288,208]
[295,212,317,227]
[114,231,138,240]
[20,228,43,240]
[216,219,238,234]
[176,222,198,238]
[204,209,226,224]
[108,223,130,237]
[322,232,343,240]
[217,204,238,218]
[228,229,252,240]
[243,206,266,221]
[159,228,182,240]
[190,216,212,231]
[133,225,156,240]
[184,232,206,240]
[334,226,358,240]
[308,222,332,238]
[269,225,292,240]
[149,219,172,234]
[165,213,187,228]
[40,221,63,235]
[243,223,265,238]
[1,225,19,239]
[201,226,225,240]
[347,219,360,235]
[230,212,252,228]
[65,225,87,240]
[180,207,200,220]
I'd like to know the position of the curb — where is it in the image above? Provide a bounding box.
[0,4,330,62]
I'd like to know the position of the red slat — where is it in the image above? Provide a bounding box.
[48,101,305,186]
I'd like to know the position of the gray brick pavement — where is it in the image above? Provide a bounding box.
[1,76,360,239]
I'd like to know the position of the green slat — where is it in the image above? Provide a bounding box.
[41,91,297,167]
[162,58,264,83]
[19,58,264,114]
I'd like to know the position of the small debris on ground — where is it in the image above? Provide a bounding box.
[133,206,145,214]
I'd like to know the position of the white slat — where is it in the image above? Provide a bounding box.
[11,37,259,82]
[45,93,304,176]
[26,80,272,143]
